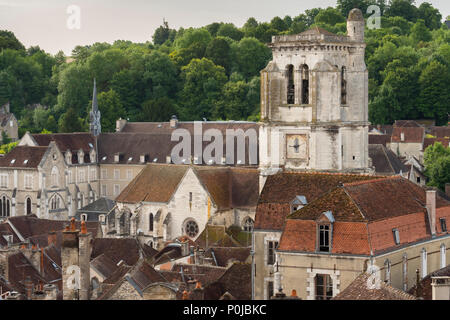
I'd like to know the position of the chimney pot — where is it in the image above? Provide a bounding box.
[291,289,297,297]
[426,190,437,236]
[70,217,76,231]
[80,221,87,234]
[195,281,202,289]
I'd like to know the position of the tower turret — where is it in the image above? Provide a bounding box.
[347,8,365,42]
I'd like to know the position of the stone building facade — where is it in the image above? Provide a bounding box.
[0,103,19,143]
[259,8,370,189]
[108,164,259,250]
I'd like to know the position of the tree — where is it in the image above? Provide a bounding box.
[0,30,25,51]
[217,23,244,41]
[205,37,232,74]
[97,89,126,132]
[236,38,272,80]
[418,60,450,125]
[139,97,177,122]
[417,2,442,30]
[314,7,346,26]
[270,17,288,32]
[1,131,11,144]
[410,19,432,43]
[337,0,371,17]
[58,107,83,133]
[424,142,450,191]
[179,58,227,120]
[153,20,176,45]
[385,0,418,22]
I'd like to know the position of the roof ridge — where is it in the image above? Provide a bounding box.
[283,171,377,177]
[343,175,400,187]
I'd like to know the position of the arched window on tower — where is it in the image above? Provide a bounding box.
[26,197,32,215]
[149,213,154,232]
[301,64,309,104]
[0,195,11,217]
[341,66,347,105]
[286,65,295,104]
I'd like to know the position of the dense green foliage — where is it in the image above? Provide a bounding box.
[424,142,450,191]
[0,0,448,136]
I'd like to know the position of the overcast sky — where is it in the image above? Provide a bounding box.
[0,0,449,55]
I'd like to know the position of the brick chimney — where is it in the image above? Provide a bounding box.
[61,218,92,300]
[170,115,178,129]
[47,231,56,247]
[24,276,33,300]
[446,183,450,198]
[116,118,127,132]
[426,190,437,236]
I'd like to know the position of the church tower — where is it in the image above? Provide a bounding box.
[259,8,369,187]
[89,79,101,136]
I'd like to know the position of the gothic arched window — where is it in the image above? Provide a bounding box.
[26,197,32,215]
[0,195,11,217]
[301,64,309,104]
[341,66,347,105]
[50,194,63,210]
[149,213,154,232]
[286,65,295,104]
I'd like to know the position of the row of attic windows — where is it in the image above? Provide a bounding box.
[285,64,346,105]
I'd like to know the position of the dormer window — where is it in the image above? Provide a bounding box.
[318,224,331,252]
[114,153,123,163]
[291,195,307,212]
[89,149,96,163]
[140,154,149,163]
[66,150,72,165]
[400,132,405,142]
[317,211,334,253]
[440,218,447,232]
[393,228,400,245]
[78,149,84,164]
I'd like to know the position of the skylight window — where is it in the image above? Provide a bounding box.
[128,157,133,162]
[393,228,400,245]
[23,160,28,164]
[153,158,158,162]
[102,156,107,161]
[88,143,94,148]
[10,159,15,164]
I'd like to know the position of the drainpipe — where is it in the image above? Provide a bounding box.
[251,229,255,300]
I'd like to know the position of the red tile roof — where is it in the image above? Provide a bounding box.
[0,146,48,168]
[278,177,450,255]
[423,137,449,150]
[255,172,381,230]
[391,127,424,143]
[334,272,417,300]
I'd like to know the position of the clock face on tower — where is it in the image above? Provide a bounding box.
[286,134,308,159]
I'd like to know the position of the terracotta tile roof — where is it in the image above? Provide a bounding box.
[394,120,422,128]
[115,164,188,203]
[0,146,48,168]
[91,238,141,266]
[429,126,450,138]
[194,167,259,210]
[204,262,252,300]
[278,177,450,255]
[255,172,380,230]
[91,253,119,279]
[195,225,242,249]
[117,164,259,210]
[369,125,393,135]
[128,260,166,290]
[31,132,95,154]
[102,264,132,285]
[0,223,20,247]
[391,127,424,143]
[299,26,337,36]
[7,251,47,295]
[369,144,408,175]
[99,121,259,166]
[333,272,417,300]
[408,265,450,300]
[368,134,390,146]
[6,215,99,243]
[171,263,227,287]
[205,247,251,267]
[423,137,449,150]
[344,177,449,221]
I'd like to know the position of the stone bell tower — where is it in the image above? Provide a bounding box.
[259,8,369,188]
